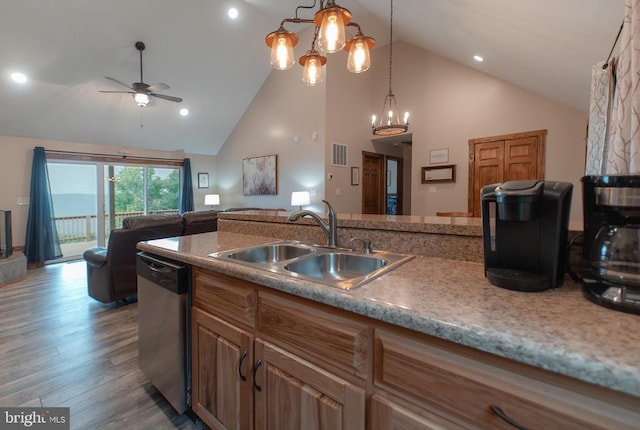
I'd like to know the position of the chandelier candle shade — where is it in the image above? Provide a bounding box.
[265,0,375,86]
[372,0,409,136]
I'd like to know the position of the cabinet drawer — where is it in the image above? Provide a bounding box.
[374,329,640,430]
[257,292,370,378]
[193,267,256,327]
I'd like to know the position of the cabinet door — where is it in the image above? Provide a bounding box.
[192,308,253,430]
[254,339,365,430]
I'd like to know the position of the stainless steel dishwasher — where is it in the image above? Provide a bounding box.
[137,252,190,414]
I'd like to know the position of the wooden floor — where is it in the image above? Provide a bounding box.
[0,260,206,430]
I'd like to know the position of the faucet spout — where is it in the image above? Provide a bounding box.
[288,200,338,247]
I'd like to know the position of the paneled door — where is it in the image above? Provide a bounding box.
[467,130,546,217]
[362,151,385,214]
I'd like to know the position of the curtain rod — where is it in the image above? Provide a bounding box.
[603,19,624,70]
[44,149,184,163]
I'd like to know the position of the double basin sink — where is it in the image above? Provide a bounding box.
[209,240,414,290]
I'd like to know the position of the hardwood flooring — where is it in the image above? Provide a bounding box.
[0,260,206,429]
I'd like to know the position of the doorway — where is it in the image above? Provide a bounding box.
[361,152,405,215]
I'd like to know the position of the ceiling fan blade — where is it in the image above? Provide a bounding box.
[151,93,183,103]
[99,90,134,94]
[104,76,133,90]
[146,82,169,92]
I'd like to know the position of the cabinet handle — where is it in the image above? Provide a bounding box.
[238,351,247,382]
[490,405,529,430]
[253,359,263,392]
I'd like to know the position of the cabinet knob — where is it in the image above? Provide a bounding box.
[238,351,248,382]
[490,405,529,430]
[253,360,263,392]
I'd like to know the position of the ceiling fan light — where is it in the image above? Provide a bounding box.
[266,28,298,70]
[314,4,351,53]
[345,34,374,73]
[134,92,150,107]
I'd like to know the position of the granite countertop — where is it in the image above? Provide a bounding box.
[138,231,639,398]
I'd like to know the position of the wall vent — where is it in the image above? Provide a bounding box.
[332,143,348,167]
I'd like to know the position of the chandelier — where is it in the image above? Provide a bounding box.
[372,0,409,136]
[265,1,375,86]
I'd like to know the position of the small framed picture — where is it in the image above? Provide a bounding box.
[197,172,209,189]
[429,148,449,164]
[421,165,456,183]
[351,167,360,186]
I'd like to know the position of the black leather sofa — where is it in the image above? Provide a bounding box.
[83,211,218,304]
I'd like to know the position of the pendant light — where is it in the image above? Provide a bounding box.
[265,1,375,80]
[372,0,409,136]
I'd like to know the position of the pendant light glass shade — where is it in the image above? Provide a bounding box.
[299,50,327,86]
[314,4,351,53]
[345,34,374,73]
[266,28,298,70]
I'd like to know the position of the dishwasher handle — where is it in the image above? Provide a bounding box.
[137,252,189,294]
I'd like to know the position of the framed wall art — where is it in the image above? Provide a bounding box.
[197,172,209,189]
[429,148,449,164]
[351,167,360,185]
[243,154,278,195]
[421,164,456,183]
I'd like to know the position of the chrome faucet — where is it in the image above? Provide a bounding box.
[288,200,338,247]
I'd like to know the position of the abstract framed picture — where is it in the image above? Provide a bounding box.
[242,154,278,195]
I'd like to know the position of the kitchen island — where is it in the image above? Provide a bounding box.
[138,229,639,428]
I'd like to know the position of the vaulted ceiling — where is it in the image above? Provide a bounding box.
[0,0,623,155]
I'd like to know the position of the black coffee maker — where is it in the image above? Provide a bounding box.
[481,180,573,292]
[582,175,640,315]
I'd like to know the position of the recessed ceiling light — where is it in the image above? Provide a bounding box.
[473,55,484,63]
[11,72,28,83]
[180,108,189,116]
[228,7,238,19]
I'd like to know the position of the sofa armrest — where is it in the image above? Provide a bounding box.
[83,247,108,268]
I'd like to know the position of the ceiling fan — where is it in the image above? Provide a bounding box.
[99,41,183,107]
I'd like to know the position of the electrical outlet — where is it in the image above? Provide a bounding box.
[335,188,341,195]
[429,186,437,193]
[17,197,29,205]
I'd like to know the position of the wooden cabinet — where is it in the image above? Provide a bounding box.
[191,268,366,430]
[373,328,640,430]
[191,267,640,430]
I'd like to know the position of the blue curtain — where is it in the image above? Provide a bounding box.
[179,158,194,214]
[25,147,62,263]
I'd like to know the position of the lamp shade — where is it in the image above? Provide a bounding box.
[204,194,220,206]
[291,191,311,207]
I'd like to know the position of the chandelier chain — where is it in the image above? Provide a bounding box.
[388,0,394,96]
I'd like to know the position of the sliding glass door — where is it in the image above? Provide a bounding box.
[48,161,181,259]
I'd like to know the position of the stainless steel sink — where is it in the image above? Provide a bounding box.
[210,240,414,290]
[284,253,387,280]
[224,243,314,264]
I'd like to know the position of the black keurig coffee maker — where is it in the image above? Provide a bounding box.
[582,175,640,315]
[481,180,573,292]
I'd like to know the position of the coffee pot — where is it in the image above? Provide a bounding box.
[582,175,640,314]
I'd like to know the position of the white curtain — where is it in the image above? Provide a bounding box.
[586,0,640,175]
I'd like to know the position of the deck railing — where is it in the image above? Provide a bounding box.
[54,210,179,244]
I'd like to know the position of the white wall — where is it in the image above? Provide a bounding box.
[0,136,216,247]
[315,41,588,221]
[389,42,587,221]
[214,30,326,212]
